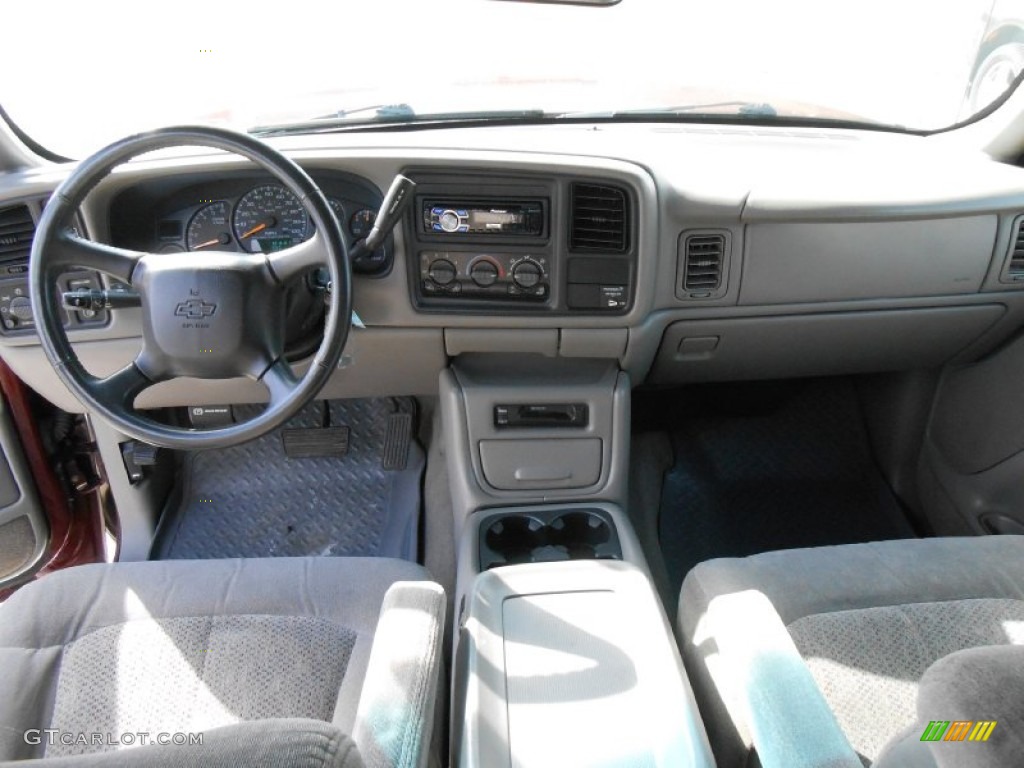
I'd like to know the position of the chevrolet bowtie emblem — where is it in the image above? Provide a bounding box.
[174,299,217,319]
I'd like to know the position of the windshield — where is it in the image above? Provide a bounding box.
[1,0,1017,158]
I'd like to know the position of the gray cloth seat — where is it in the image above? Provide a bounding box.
[0,557,446,768]
[678,535,1024,768]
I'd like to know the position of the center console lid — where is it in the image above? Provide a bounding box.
[456,559,715,768]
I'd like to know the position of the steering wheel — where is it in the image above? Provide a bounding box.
[29,126,352,450]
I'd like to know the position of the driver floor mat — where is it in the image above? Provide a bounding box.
[152,398,423,562]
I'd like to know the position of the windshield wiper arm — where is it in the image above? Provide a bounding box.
[250,104,417,136]
[314,103,417,121]
[250,107,551,137]
[562,102,779,119]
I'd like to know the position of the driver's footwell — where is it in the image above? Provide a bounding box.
[152,398,423,562]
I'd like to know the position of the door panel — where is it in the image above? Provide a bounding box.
[0,395,48,588]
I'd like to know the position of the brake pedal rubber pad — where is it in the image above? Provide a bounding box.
[382,413,412,470]
[281,427,350,459]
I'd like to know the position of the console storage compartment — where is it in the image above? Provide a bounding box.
[441,357,630,520]
[479,438,602,490]
[456,560,714,768]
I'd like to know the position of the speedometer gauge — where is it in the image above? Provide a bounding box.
[233,185,310,253]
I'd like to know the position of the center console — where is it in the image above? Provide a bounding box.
[452,505,715,768]
[442,357,714,767]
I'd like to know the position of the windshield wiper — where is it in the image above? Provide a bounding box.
[250,107,551,137]
[563,102,779,119]
[558,103,910,132]
[250,102,911,138]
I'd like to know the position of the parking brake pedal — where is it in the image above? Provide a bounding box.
[120,440,160,485]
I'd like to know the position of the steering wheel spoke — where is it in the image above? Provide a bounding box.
[265,231,328,284]
[51,231,143,283]
[83,361,156,410]
[259,357,300,408]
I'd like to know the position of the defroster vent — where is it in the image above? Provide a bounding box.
[569,183,629,253]
[682,233,726,292]
[0,204,34,262]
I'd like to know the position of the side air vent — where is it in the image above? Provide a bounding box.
[0,204,34,261]
[569,183,629,253]
[677,230,731,300]
[1004,216,1024,282]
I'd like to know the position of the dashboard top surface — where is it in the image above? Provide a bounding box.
[3,122,1023,221]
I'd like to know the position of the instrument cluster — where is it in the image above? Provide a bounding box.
[131,172,389,274]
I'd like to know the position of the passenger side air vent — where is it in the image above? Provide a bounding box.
[677,230,731,300]
[569,183,629,253]
[0,204,34,262]
[1004,216,1024,283]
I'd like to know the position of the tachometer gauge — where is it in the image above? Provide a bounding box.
[186,201,232,251]
[233,185,310,253]
[349,208,376,239]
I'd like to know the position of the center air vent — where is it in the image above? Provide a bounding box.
[569,183,628,253]
[1004,216,1024,283]
[0,204,34,262]
[678,230,730,300]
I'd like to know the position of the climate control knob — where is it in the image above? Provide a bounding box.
[427,259,456,286]
[512,260,543,288]
[470,260,499,287]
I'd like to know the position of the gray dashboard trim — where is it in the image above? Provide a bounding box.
[1,128,1024,408]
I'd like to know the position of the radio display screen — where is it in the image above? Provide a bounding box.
[423,200,545,236]
[469,209,521,230]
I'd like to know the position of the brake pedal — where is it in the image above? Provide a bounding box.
[281,427,350,459]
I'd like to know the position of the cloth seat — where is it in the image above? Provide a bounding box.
[0,557,445,768]
[678,535,1024,768]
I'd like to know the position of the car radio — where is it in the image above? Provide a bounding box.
[422,200,544,236]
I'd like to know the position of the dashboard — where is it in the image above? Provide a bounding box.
[2,122,1024,412]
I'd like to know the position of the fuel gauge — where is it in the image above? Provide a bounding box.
[349,208,376,239]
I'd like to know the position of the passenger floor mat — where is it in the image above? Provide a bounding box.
[152,398,423,562]
[645,379,917,597]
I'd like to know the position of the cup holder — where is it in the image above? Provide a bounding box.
[550,511,612,559]
[483,515,549,566]
[480,507,622,570]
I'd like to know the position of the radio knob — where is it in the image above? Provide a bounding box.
[512,260,543,288]
[428,259,456,286]
[439,210,460,233]
[470,260,499,287]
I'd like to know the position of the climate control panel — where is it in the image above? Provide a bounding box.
[419,251,549,301]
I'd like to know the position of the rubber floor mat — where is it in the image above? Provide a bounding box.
[152,398,423,561]
[650,379,916,596]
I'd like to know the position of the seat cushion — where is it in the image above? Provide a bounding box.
[0,557,433,762]
[678,535,1024,767]
[874,645,1024,768]
[1,719,365,768]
